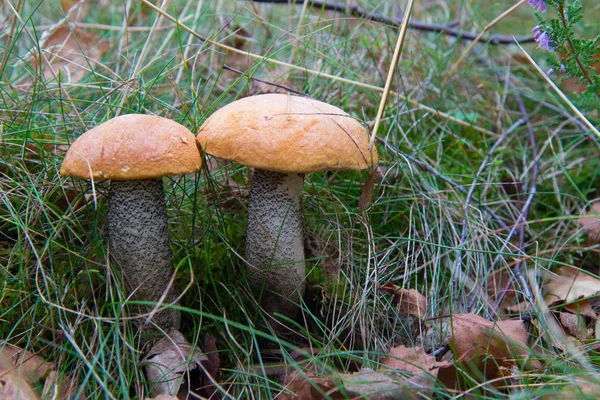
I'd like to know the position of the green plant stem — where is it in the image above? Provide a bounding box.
[558,3,598,95]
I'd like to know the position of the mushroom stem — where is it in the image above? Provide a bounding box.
[107,179,180,331]
[245,169,306,321]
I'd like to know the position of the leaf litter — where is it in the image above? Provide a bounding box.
[141,329,209,398]
[27,23,108,83]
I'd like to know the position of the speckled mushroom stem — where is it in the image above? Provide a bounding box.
[107,179,180,332]
[246,169,306,322]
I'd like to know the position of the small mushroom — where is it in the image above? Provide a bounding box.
[196,94,377,325]
[61,114,201,332]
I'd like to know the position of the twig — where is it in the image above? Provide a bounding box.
[515,41,600,139]
[514,96,538,297]
[222,64,306,95]
[369,0,415,149]
[247,0,535,45]
[456,117,527,295]
[462,43,538,314]
[141,0,498,137]
[490,96,538,315]
[443,0,528,85]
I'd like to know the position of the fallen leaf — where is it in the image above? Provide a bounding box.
[379,283,427,318]
[29,24,108,83]
[195,335,221,400]
[333,369,415,399]
[279,371,323,400]
[0,349,40,400]
[486,268,517,314]
[145,396,178,400]
[447,314,539,381]
[381,345,439,392]
[142,329,207,397]
[577,202,600,243]
[222,26,253,80]
[504,300,534,315]
[281,366,439,400]
[559,52,600,94]
[544,267,600,318]
[557,312,591,341]
[59,0,80,11]
[1,343,54,384]
[41,371,78,400]
[358,172,375,212]
[435,361,460,390]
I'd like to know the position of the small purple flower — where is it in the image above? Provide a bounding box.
[546,68,554,77]
[532,25,542,40]
[532,25,553,51]
[561,64,567,73]
[528,0,547,13]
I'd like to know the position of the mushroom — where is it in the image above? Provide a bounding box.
[61,114,201,332]
[196,93,377,325]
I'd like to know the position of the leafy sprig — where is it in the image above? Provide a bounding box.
[529,0,600,102]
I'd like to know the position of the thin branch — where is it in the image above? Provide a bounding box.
[515,41,600,139]
[488,95,538,316]
[456,116,527,296]
[369,0,415,149]
[558,4,597,94]
[247,0,535,45]
[443,0,528,85]
[223,64,307,95]
[142,0,498,137]
[466,44,539,314]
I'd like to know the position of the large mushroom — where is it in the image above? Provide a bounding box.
[61,114,201,333]
[196,93,377,325]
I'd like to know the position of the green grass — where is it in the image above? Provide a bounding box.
[1,0,600,398]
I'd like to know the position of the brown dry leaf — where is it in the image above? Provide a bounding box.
[379,283,427,318]
[435,361,460,390]
[558,312,591,341]
[142,329,207,397]
[222,26,253,80]
[333,368,420,400]
[194,335,221,400]
[381,345,439,392]
[41,371,78,400]
[448,313,539,381]
[0,349,40,400]
[486,268,517,314]
[578,202,600,243]
[29,25,108,83]
[1,343,54,384]
[559,52,600,94]
[280,368,426,400]
[358,172,375,212]
[145,396,178,400]
[60,0,81,11]
[544,267,600,318]
[279,371,323,400]
[505,300,534,315]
